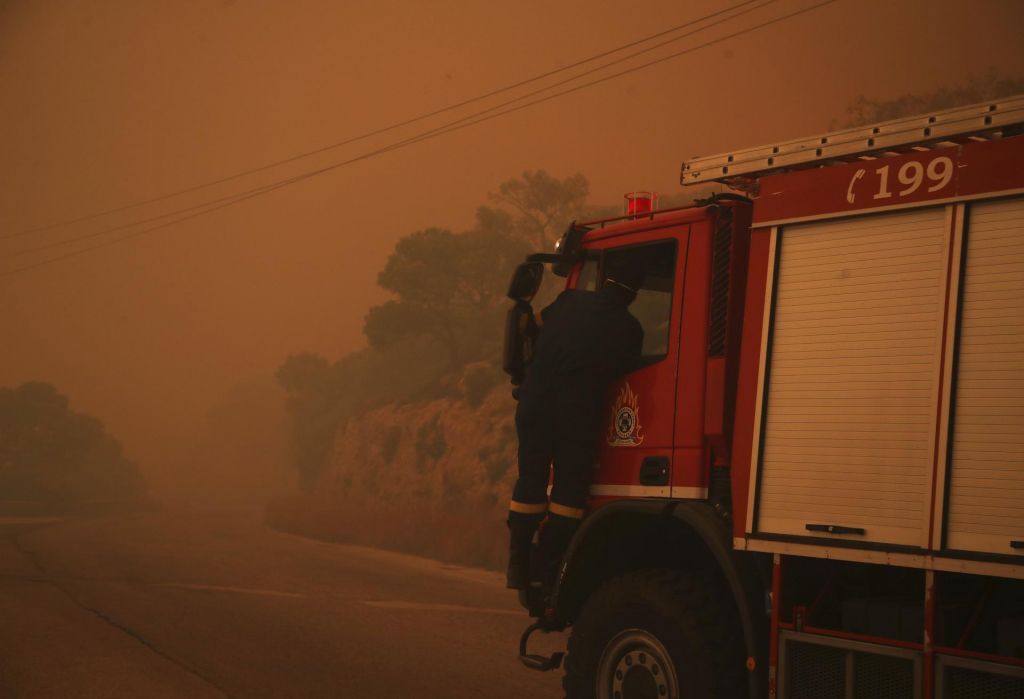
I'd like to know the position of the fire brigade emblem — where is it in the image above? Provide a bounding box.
[607,382,644,447]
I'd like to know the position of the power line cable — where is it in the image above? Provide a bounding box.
[5,123,475,274]
[9,0,781,259]
[3,0,839,277]
[5,0,766,240]
[4,0,836,275]
[419,0,840,145]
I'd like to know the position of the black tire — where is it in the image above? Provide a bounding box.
[563,569,746,699]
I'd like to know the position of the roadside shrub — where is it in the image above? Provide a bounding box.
[408,371,462,404]
[0,382,146,506]
[463,364,502,407]
[415,415,446,463]
[265,495,507,570]
[478,443,510,484]
[441,469,466,505]
[379,425,402,464]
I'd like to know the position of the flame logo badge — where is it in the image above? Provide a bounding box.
[607,381,644,447]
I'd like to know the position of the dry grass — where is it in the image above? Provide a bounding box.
[265,494,508,570]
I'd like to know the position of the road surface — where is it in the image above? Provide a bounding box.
[0,508,566,698]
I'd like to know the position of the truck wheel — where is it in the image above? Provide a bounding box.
[563,569,744,699]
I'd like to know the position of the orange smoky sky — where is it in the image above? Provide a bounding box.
[1,0,1022,497]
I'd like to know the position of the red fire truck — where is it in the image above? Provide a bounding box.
[506,94,1024,698]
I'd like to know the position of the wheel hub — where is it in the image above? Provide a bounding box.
[597,629,679,699]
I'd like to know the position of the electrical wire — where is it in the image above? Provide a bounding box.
[4,120,483,274]
[3,0,839,276]
[418,0,843,150]
[8,0,782,260]
[4,0,837,274]
[5,0,767,240]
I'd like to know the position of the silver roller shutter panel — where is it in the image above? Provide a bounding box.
[946,197,1024,556]
[756,207,950,547]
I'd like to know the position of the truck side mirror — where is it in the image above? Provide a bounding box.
[507,262,544,302]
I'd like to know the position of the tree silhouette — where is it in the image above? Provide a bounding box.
[0,382,144,504]
[364,225,528,369]
[489,170,589,252]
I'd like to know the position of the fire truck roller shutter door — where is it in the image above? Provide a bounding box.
[754,207,950,547]
[946,196,1024,556]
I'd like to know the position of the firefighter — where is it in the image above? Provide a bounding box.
[506,260,644,590]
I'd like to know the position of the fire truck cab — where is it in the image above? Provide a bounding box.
[507,95,1024,699]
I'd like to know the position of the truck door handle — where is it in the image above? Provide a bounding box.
[639,457,669,486]
[805,523,866,536]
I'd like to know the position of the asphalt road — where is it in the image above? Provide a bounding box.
[0,508,566,699]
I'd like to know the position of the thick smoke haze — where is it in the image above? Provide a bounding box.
[2,0,1023,501]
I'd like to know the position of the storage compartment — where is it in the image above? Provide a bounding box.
[997,618,1024,659]
[840,598,924,643]
[754,207,950,546]
[945,197,1024,557]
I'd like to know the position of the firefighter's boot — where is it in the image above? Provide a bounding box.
[537,512,582,592]
[506,511,543,590]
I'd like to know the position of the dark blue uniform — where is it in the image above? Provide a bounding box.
[504,283,643,590]
[512,286,643,513]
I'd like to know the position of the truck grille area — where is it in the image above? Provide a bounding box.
[786,641,845,699]
[938,658,1024,699]
[852,651,915,699]
[781,632,919,699]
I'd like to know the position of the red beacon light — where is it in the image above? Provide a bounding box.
[624,191,658,217]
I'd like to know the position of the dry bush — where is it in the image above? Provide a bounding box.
[266,494,507,570]
[414,415,447,463]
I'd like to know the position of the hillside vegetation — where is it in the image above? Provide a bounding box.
[0,382,146,513]
[268,364,516,568]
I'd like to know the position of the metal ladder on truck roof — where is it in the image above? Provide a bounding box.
[681,94,1024,189]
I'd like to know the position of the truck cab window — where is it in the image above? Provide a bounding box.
[601,241,677,365]
[575,258,599,291]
